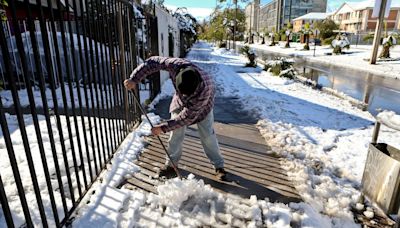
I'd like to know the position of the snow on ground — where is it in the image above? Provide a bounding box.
[243,41,400,80]
[1,84,151,108]
[0,113,118,227]
[0,84,115,109]
[197,43,400,226]
[72,114,158,227]
[5,42,400,227]
[377,110,400,131]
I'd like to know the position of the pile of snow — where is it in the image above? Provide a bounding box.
[73,114,159,227]
[265,58,295,67]
[377,110,400,131]
[75,171,340,227]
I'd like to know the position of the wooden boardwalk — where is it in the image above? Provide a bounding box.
[122,97,301,204]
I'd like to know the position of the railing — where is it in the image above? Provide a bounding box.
[0,0,155,227]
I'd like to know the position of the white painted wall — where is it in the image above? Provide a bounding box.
[155,5,181,85]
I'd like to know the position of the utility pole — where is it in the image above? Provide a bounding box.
[369,0,387,64]
[249,2,252,43]
[233,0,237,50]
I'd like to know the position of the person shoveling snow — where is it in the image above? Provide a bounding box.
[124,56,226,180]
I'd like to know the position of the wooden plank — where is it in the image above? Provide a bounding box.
[146,139,289,179]
[125,176,157,194]
[148,135,282,165]
[124,122,301,203]
[144,144,292,183]
[141,145,298,197]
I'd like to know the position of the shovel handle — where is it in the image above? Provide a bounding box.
[129,89,182,179]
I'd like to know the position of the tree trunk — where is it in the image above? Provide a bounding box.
[333,46,342,54]
[303,35,310,50]
[270,36,275,46]
[379,45,390,58]
[285,35,290,48]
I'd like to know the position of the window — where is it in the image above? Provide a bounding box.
[161,33,164,55]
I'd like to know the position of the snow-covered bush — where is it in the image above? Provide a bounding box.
[379,33,398,58]
[331,34,350,55]
[363,32,399,59]
[173,9,197,35]
[259,29,267,44]
[264,58,295,78]
[240,45,256,67]
[268,31,278,46]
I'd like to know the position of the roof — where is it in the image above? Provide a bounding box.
[293,12,328,21]
[333,0,400,14]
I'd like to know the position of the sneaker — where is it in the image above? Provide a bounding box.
[158,165,177,178]
[215,168,227,180]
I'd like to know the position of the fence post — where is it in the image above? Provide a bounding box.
[118,4,129,132]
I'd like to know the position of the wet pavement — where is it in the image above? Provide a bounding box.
[243,46,400,116]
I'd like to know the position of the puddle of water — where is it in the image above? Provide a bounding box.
[245,47,400,116]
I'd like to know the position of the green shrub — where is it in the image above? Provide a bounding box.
[322,36,335,45]
[264,58,295,78]
[240,45,257,67]
[144,99,152,106]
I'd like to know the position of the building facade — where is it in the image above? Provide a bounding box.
[245,0,260,38]
[292,12,327,32]
[328,0,400,33]
[246,0,327,37]
[155,4,181,83]
[279,0,327,30]
[259,1,279,32]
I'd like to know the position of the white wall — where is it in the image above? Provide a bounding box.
[155,5,181,85]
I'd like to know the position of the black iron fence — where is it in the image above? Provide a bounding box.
[0,0,158,227]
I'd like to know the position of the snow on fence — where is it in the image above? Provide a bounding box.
[0,0,160,227]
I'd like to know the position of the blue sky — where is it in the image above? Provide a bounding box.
[163,0,367,20]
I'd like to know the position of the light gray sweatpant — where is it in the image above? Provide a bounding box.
[165,109,224,169]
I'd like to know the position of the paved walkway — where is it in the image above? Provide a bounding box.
[122,44,300,204]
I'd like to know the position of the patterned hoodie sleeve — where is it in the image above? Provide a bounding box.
[129,56,189,83]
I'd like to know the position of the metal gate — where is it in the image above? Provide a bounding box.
[0,0,146,227]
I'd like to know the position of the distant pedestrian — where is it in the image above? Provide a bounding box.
[124,56,226,179]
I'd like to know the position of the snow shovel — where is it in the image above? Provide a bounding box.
[129,89,182,180]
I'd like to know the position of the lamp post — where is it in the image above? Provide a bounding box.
[233,0,237,50]
[370,0,388,64]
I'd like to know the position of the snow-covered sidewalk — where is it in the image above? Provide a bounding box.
[70,42,400,227]
[242,41,400,80]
